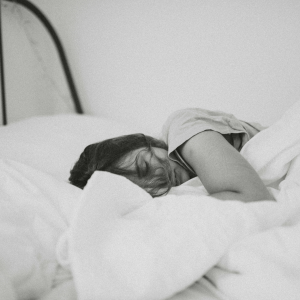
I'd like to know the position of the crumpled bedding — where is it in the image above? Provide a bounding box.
[0,159,80,300]
[63,100,300,300]
[200,160,300,300]
[1,99,300,300]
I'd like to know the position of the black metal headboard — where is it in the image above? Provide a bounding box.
[0,0,84,125]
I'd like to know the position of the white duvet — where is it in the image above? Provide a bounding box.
[66,100,300,300]
[1,100,300,300]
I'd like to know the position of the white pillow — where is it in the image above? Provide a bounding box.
[0,114,136,181]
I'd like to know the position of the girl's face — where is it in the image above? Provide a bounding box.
[150,147,191,186]
[122,147,191,190]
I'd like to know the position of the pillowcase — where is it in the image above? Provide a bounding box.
[0,114,136,181]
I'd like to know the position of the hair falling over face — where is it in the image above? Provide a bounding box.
[118,147,175,197]
[69,133,175,197]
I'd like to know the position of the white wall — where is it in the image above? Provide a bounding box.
[2,0,300,134]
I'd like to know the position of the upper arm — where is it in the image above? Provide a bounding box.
[178,131,272,201]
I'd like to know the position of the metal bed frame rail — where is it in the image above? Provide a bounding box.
[0,0,84,125]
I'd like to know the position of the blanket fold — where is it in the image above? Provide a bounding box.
[68,173,292,300]
[64,100,300,300]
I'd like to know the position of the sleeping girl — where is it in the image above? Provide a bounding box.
[69,108,273,202]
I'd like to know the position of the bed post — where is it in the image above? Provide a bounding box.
[0,0,7,125]
[1,0,84,124]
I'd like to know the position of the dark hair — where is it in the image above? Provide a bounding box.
[69,133,174,197]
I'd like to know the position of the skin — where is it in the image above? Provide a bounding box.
[123,131,273,202]
[122,147,191,187]
[150,147,192,186]
[178,131,274,202]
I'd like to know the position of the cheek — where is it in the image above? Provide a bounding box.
[169,160,179,169]
[182,170,191,182]
[177,165,192,183]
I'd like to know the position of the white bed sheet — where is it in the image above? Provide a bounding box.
[0,158,79,300]
[0,104,300,300]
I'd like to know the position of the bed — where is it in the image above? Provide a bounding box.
[1,1,300,300]
[1,101,300,300]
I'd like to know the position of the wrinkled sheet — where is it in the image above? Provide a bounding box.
[0,159,80,300]
[65,100,300,300]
